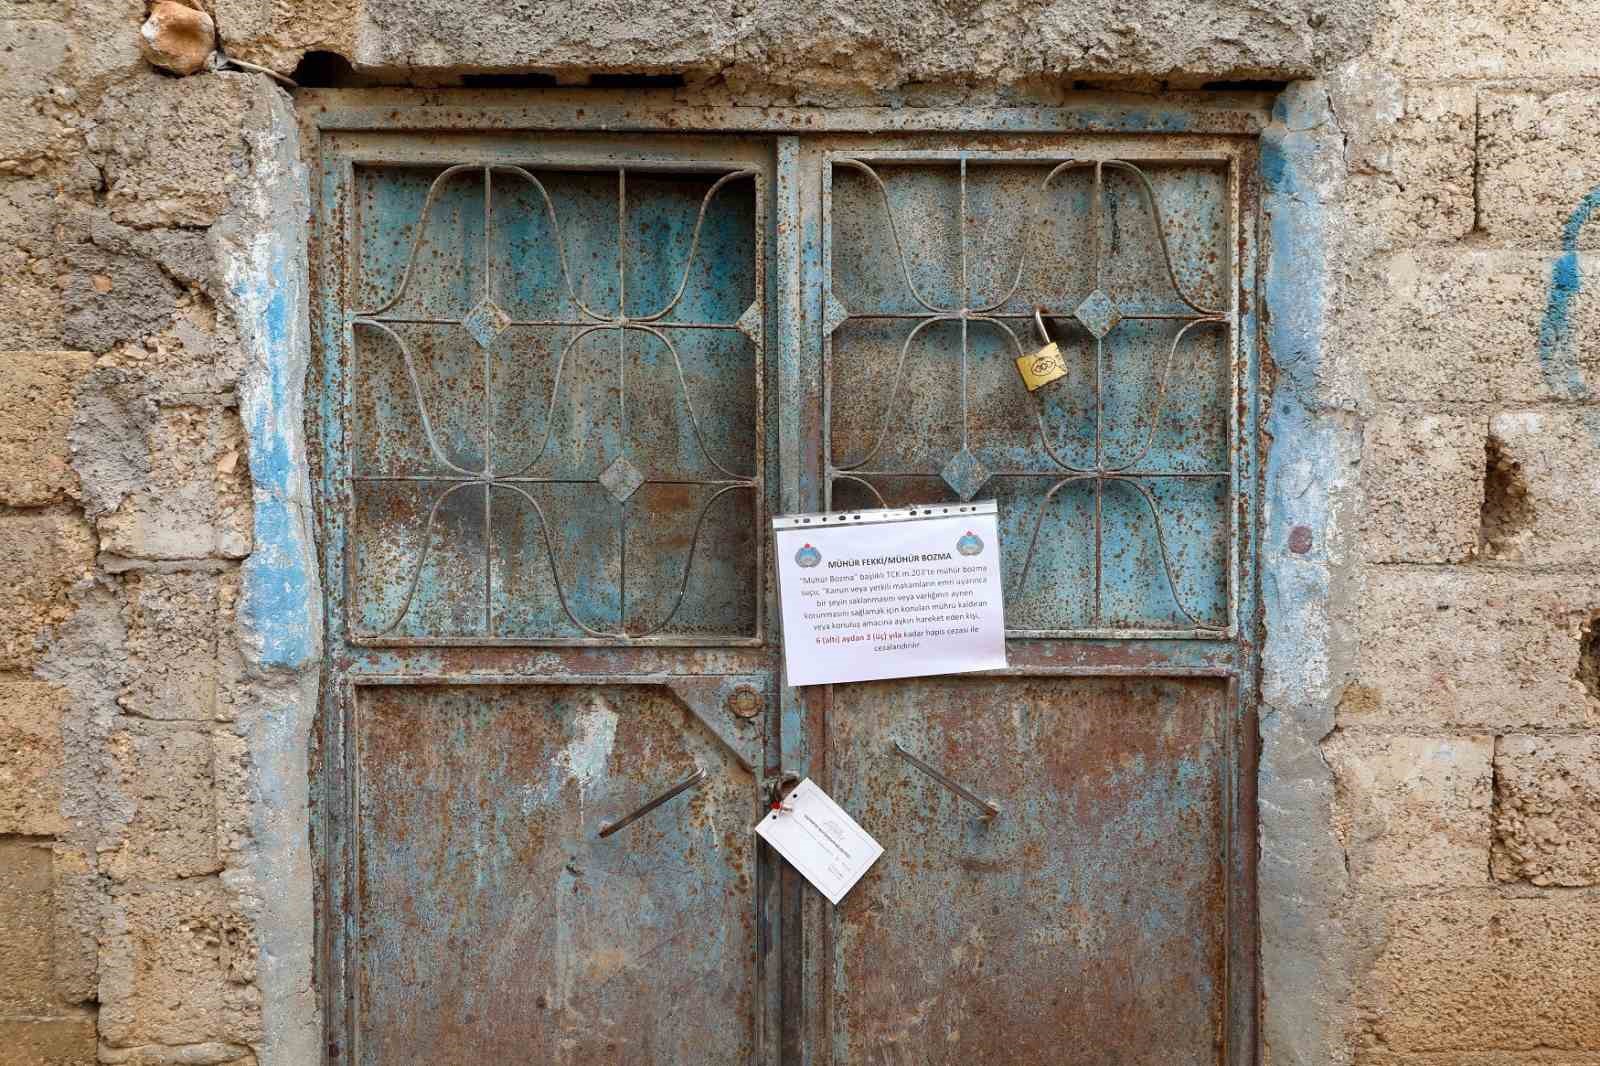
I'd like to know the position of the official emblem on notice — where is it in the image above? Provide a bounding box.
[772,500,1008,687]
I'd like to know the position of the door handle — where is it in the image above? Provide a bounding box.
[893,741,1000,820]
[597,767,707,838]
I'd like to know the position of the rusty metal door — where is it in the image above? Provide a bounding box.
[311,115,1261,1066]
[785,139,1260,1066]
[311,134,783,1066]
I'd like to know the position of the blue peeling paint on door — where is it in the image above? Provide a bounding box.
[312,124,1261,1066]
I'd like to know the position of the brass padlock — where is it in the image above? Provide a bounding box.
[1016,306,1067,392]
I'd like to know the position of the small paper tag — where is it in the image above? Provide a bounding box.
[754,778,883,905]
[1015,341,1067,392]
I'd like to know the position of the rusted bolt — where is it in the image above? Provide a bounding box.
[726,684,763,719]
[1288,525,1314,554]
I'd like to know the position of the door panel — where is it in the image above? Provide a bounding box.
[351,684,761,1066]
[344,159,766,646]
[825,676,1229,1065]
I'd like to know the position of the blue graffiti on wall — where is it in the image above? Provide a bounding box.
[1538,186,1600,401]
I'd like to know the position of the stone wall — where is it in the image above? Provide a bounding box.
[1,2,1597,1066]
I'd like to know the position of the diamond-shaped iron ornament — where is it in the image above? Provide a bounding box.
[599,455,648,504]
[462,299,511,349]
[1072,289,1122,339]
[940,448,991,502]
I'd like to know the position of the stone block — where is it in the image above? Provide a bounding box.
[0,179,65,350]
[219,0,1338,85]
[98,405,253,561]
[1478,90,1600,249]
[98,1045,255,1066]
[105,723,219,882]
[1493,734,1600,887]
[0,680,69,834]
[0,351,93,506]
[98,881,259,1048]
[0,1018,96,1066]
[1385,0,1600,81]
[1482,411,1600,566]
[1357,250,1600,406]
[0,837,56,1016]
[1359,413,1483,564]
[1324,732,1492,888]
[0,509,95,671]
[121,570,222,721]
[1363,897,1600,1051]
[1343,569,1596,730]
[1342,85,1476,247]
[89,71,256,229]
[49,845,97,1007]
[0,18,73,176]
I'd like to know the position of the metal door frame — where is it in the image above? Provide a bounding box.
[304,91,1272,1066]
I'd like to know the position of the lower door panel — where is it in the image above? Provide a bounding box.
[823,675,1230,1066]
[349,684,761,1065]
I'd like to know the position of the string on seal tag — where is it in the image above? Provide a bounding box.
[1015,305,1068,392]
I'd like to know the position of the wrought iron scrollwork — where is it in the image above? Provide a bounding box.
[825,155,1233,633]
[348,163,762,642]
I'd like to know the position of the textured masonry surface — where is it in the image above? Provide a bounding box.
[1,2,1599,1066]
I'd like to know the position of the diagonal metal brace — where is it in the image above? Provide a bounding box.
[893,741,1000,820]
[597,767,707,839]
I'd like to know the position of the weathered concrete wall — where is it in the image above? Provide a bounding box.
[0,2,1597,1066]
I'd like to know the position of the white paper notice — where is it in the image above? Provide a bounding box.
[772,500,1008,687]
[754,779,883,905]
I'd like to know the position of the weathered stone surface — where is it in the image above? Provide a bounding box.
[0,509,95,671]
[0,179,65,349]
[70,367,157,517]
[1478,89,1600,248]
[99,881,260,1049]
[1355,250,1600,405]
[1359,413,1483,564]
[1363,897,1600,1052]
[89,72,255,229]
[61,231,184,354]
[121,570,222,721]
[0,1017,96,1066]
[141,1,216,76]
[1381,0,1600,81]
[48,846,98,1009]
[1343,568,1597,730]
[219,0,1376,84]
[98,1044,255,1066]
[0,351,93,506]
[1483,411,1600,566]
[0,838,57,1016]
[105,724,219,882]
[0,681,70,835]
[1339,83,1476,247]
[0,18,73,176]
[1324,732,1491,888]
[1493,734,1600,887]
[98,405,253,561]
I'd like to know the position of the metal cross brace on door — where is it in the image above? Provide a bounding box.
[893,740,1001,819]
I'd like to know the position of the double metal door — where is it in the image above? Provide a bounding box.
[312,120,1261,1066]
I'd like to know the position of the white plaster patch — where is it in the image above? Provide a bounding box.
[560,695,618,790]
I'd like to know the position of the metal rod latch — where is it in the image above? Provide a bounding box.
[893,741,1000,820]
[597,767,707,838]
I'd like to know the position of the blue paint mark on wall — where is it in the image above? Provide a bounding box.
[236,235,319,673]
[1537,185,1600,401]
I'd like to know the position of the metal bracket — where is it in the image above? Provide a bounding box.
[664,676,764,773]
[598,767,707,838]
[893,741,1000,820]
